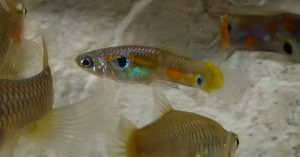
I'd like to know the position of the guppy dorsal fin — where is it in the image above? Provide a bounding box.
[152,88,173,118]
[41,34,49,69]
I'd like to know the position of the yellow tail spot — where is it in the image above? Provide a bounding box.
[245,35,256,46]
[202,61,224,93]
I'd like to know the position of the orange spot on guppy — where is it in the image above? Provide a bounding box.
[244,35,256,46]
[282,19,296,32]
[266,23,276,34]
[221,15,230,49]
[166,68,185,81]
[104,55,113,62]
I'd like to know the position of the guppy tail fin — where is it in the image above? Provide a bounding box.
[23,95,104,156]
[213,62,252,104]
[199,61,224,93]
[108,117,137,157]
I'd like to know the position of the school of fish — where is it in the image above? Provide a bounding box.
[3,0,300,157]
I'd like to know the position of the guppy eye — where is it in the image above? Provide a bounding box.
[23,8,27,14]
[196,75,204,86]
[117,56,130,68]
[227,23,232,32]
[15,2,27,15]
[236,137,239,148]
[283,41,293,55]
[80,56,93,68]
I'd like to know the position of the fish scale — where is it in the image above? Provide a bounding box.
[0,67,53,131]
[132,110,231,157]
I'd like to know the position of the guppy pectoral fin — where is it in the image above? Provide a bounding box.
[107,116,137,157]
[22,95,105,156]
[151,80,180,89]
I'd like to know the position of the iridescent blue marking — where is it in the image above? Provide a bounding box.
[128,67,153,80]
[97,57,107,74]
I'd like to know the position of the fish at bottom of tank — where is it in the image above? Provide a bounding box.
[108,89,239,157]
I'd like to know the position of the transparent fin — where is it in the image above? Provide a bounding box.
[151,80,179,89]
[212,62,252,104]
[0,0,9,12]
[152,88,173,118]
[41,34,49,69]
[0,145,14,157]
[23,94,104,156]
[0,129,20,157]
[0,42,22,79]
[108,116,137,157]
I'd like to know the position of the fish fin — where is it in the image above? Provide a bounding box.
[0,41,21,79]
[198,61,224,93]
[0,0,9,12]
[212,62,252,104]
[0,129,20,157]
[22,95,102,156]
[0,144,14,157]
[151,80,179,89]
[0,39,44,79]
[108,116,137,157]
[152,88,173,118]
[41,34,49,69]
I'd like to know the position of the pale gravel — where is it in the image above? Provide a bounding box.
[11,0,300,157]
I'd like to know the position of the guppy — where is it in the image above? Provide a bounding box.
[221,13,300,61]
[109,90,239,157]
[76,45,223,93]
[0,0,26,75]
[0,37,99,156]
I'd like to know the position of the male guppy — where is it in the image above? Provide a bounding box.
[221,13,300,61]
[109,90,239,157]
[76,45,223,93]
[0,37,101,156]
